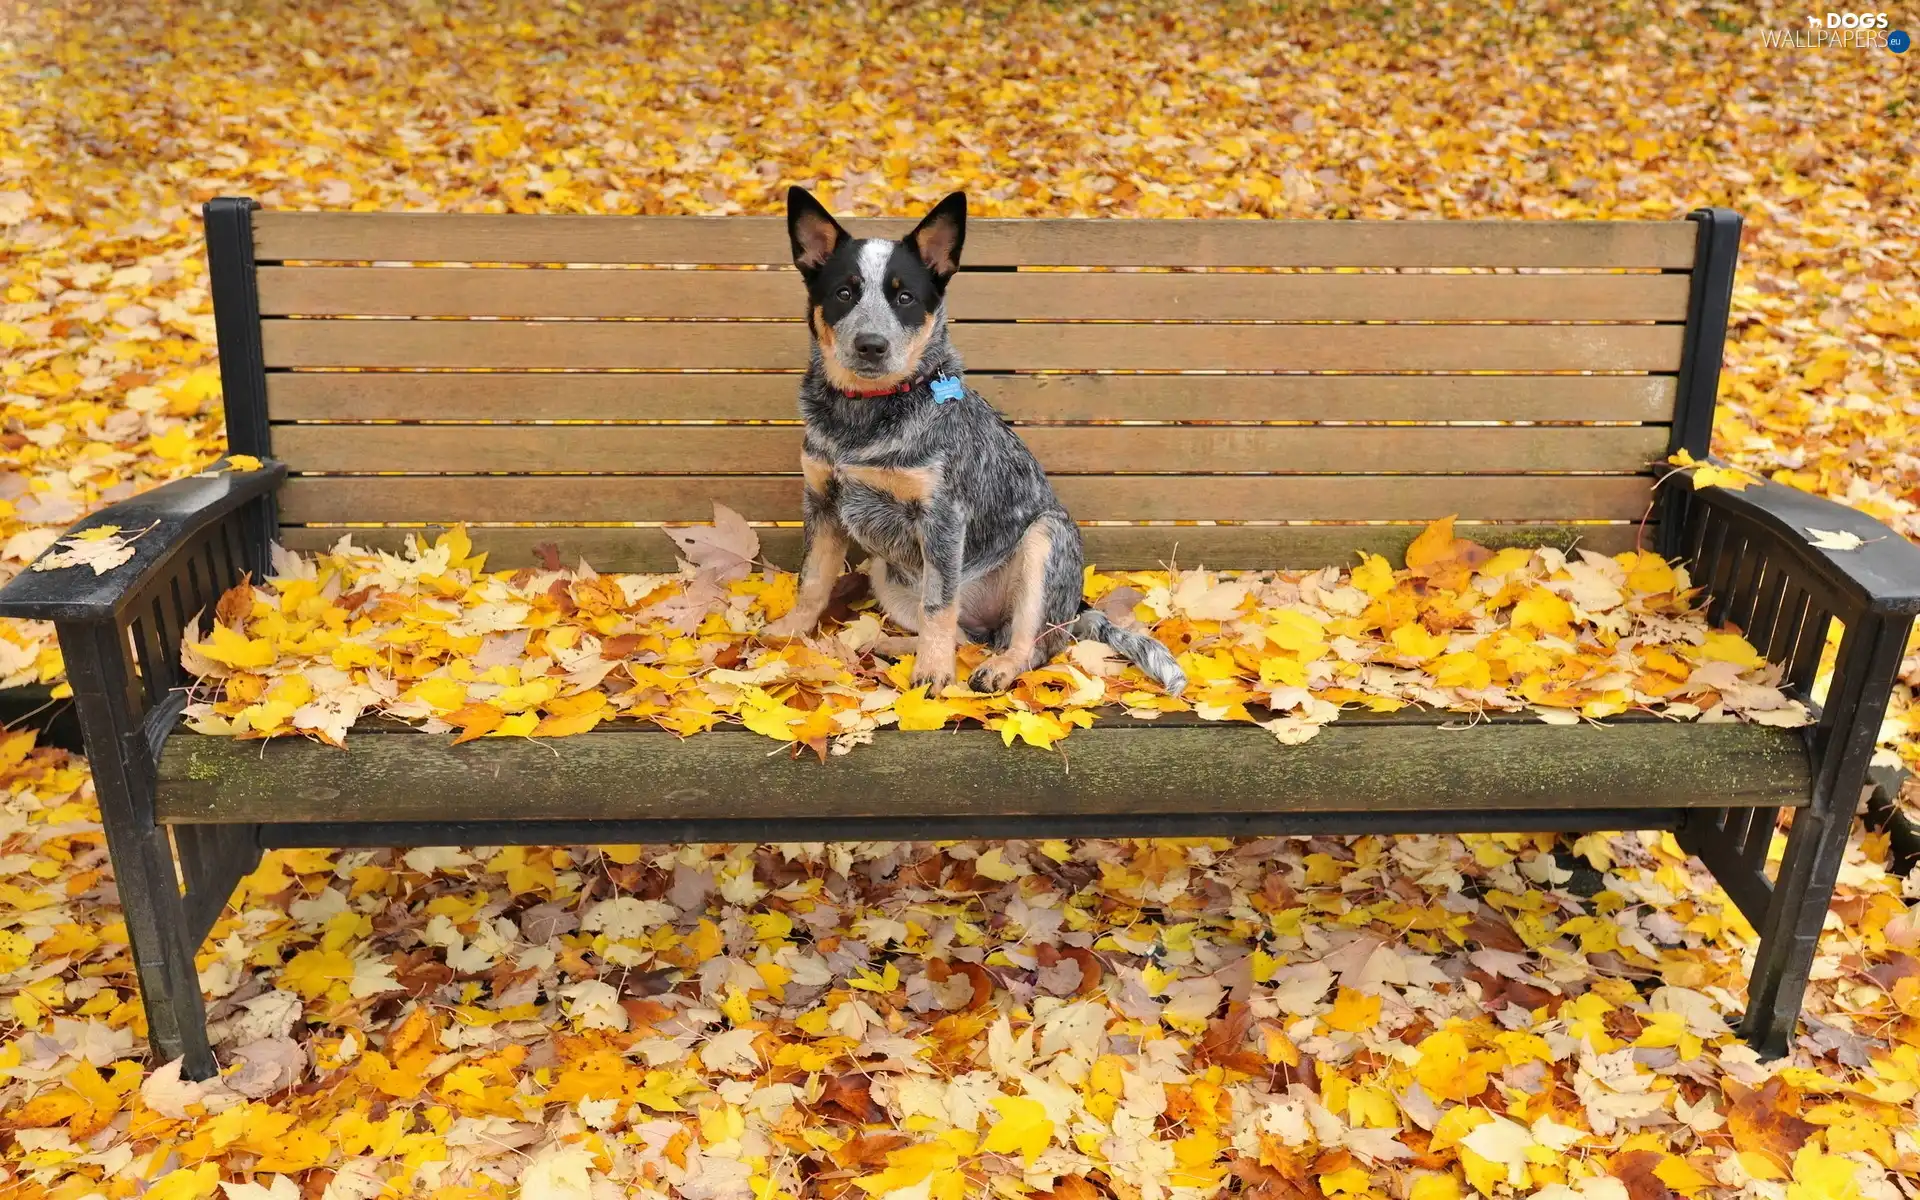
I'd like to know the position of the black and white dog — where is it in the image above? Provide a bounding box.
[761,186,1186,698]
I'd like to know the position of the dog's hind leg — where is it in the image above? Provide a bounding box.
[967,515,1071,693]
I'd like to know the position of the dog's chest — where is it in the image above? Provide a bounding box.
[812,454,936,569]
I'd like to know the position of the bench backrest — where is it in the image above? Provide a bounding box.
[209,202,1738,572]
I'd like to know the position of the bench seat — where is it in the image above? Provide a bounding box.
[158,712,1813,835]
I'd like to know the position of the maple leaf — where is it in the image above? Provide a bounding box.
[666,502,760,582]
[982,1094,1053,1165]
[30,522,152,575]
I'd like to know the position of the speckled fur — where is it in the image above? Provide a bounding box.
[764,187,1186,697]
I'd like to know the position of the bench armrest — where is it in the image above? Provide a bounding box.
[1685,470,1920,619]
[0,459,286,623]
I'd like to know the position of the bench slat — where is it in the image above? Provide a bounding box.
[270,424,1669,476]
[155,719,1808,825]
[276,522,1652,572]
[254,213,1699,269]
[257,266,1693,322]
[277,473,1655,524]
[266,372,1681,424]
[278,470,1658,522]
[261,320,1686,372]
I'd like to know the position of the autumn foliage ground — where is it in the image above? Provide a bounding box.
[3,1,1920,1198]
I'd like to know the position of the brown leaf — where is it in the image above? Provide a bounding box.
[1465,911,1527,953]
[1096,585,1148,630]
[1726,1077,1816,1168]
[833,1131,913,1170]
[599,632,644,660]
[822,569,872,625]
[214,576,254,630]
[533,541,563,571]
[1607,1150,1677,1200]
[1034,1178,1105,1200]
[812,1072,880,1124]
[666,502,760,582]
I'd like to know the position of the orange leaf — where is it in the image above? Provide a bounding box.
[446,702,506,744]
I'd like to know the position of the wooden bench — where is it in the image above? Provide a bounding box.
[4,200,1917,1079]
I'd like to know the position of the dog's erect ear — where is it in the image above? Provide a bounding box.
[788,187,848,274]
[907,192,966,285]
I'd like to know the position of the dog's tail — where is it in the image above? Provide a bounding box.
[1072,607,1187,695]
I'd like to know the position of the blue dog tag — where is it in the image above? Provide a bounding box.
[930,376,966,404]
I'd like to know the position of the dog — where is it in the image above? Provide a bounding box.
[760,186,1187,698]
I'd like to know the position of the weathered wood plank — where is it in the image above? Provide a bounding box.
[255,213,1700,268]
[156,719,1809,825]
[266,372,1680,424]
[276,473,1655,524]
[258,266,1693,321]
[270,424,1670,475]
[276,521,1653,572]
[261,319,1685,372]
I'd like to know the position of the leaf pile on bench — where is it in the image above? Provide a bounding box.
[177,512,1809,754]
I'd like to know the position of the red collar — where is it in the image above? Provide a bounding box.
[834,373,929,399]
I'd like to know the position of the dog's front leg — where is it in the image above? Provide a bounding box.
[763,477,847,639]
[910,508,967,691]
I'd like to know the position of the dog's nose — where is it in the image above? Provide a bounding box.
[853,334,888,360]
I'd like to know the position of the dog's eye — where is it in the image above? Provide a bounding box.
[834,286,854,302]
[894,291,915,308]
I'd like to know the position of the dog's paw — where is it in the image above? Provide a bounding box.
[760,614,815,640]
[967,655,1027,694]
[910,657,956,693]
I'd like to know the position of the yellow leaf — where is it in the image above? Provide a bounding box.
[847,962,900,993]
[981,1095,1053,1165]
[1626,551,1677,594]
[282,947,354,1000]
[1323,987,1381,1033]
[226,453,263,472]
[1510,587,1574,638]
[1785,1145,1865,1200]
[404,675,467,713]
[1698,630,1766,670]
[1477,547,1535,577]
[1691,464,1757,491]
[1413,1027,1491,1103]
[995,709,1072,750]
[1264,610,1327,656]
[720,987,752,1026]
[894,685,959,731]
[144,1163,221,1200]
[1404,515,1459,570]
[197,622,277,669]
[1351,553,1396,597]
[854,1140,964,1194]
[1389,623,1448,662]
[1408,1175,1465,1200]
[1430,651,1492,691]
[533,707,605,737]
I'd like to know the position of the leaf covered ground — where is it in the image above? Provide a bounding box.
[4,0,1920,1196]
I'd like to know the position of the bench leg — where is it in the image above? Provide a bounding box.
[1736,798,1853,1058]
[61,622,220,1079]
[103,816,219,1079]
[1738,611,1908,1058]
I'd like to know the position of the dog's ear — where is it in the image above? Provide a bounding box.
[788,187,848,275]
[907,192,966,286]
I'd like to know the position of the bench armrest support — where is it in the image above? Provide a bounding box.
[0,459,285,624]
[1666,468,1918,1052]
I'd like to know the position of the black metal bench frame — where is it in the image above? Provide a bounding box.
[2,201,1917,1080]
